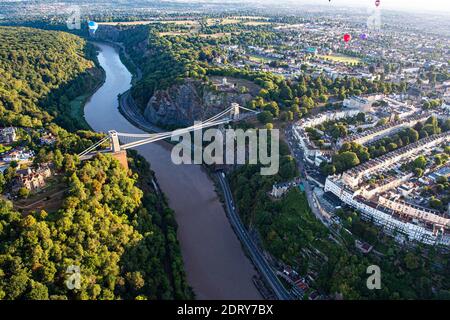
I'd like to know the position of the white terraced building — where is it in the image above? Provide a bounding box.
[325,132,450,246]
[342,132,450,188]
[337,113,431,148]
[325,178,450,245]
[343,96,373,112]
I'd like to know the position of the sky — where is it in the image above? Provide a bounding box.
[274,0,450,14]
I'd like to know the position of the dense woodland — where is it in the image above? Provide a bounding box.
[0,27,97,129]
[0,27,192,300]
[0,153,191,299]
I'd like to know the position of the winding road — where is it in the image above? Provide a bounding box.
[217,172,292,300]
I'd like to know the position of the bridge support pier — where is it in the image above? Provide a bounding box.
[112,150,129,171]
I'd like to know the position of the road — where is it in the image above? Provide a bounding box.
[217,172,292,300]
[119,90,164,134]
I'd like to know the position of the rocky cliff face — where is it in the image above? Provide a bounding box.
[143,80,253,128]
[95,25,121,42]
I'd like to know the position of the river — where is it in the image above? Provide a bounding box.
[83,42,261,300]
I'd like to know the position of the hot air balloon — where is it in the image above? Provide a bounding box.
[375,0,380,7]
[343,34,351,43]
[88,21,98,37]
[359,33,368,40]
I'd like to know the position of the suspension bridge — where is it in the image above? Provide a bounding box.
[78,103,258,162]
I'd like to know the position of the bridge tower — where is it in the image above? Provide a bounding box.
[108,130,129,170]
[109,130,121,153]
[230,103,240,121]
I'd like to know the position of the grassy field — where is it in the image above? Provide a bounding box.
[69,94,92,130]
[98,20,200,26]
[158,31,191,37]
[158,31,233,39]
[206,18,239,26]
[68,68,105,131]
[243,21,272,26]
[317,54,361,64]
[248,54,274,63]
[199,32,232,39]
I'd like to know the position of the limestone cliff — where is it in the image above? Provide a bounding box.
[143,79,253,128]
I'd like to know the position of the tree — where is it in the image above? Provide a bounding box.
[0,172,5,193]
[422,101,431,109]
[257,111,273,124]
[301,96,314,109]
[266,101,280,117]
[63,154,77,173]
[445,146,450,155]
[404,253,420,270]
[330,124,348,139]
[405,128,419,143]
[435,155,444,166]
[321,163,336,176]
[414,167,424,177]
[18,187,30,199]
[290,103,300,116]
[436,175,447,185]
[333,152,360,172]
[265,123,274,130]
[377,118,388,126]
[280,84,293,100]
[423,124,440,136]
[356,113,365,123]
[26,281,49,300]
[413,156,427,169]
[287,111,294,121]
[0,153,192,300]
[387,143,398,152]
[319,94,328,103]
[126,272,145,291]
[442,119,450,132]
[53,149,64,170]
[430,198,443,210]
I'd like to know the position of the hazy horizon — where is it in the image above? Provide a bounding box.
[3,0,450,15]
[254,0,450,14]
